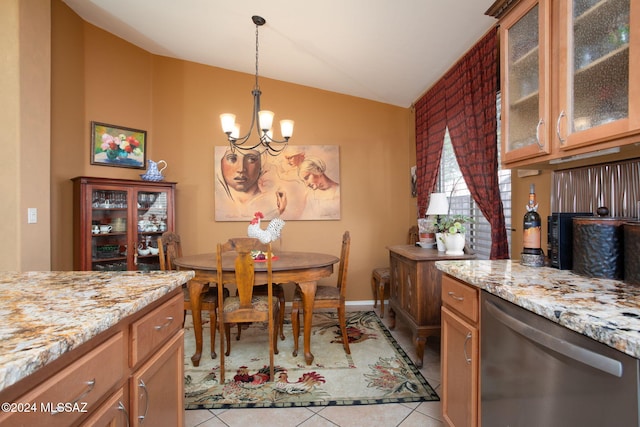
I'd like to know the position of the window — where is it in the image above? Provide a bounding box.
[435,93,511,259]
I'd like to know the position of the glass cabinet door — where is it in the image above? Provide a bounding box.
[501,0,551,163]
[135,189,169,271]
[91,188,129,271]
[558,0,630,147]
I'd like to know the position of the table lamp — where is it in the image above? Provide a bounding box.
[424,192,450,250]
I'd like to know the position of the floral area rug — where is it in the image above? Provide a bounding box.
[184,311,439,409]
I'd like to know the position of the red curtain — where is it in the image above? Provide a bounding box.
[415,79,447,217]
[415,27,509,259]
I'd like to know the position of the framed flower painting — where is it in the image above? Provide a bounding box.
[90,121,147,169]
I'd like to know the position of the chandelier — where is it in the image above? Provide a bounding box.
[219,15,294,156]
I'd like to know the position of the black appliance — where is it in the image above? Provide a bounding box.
[547,212,592,269]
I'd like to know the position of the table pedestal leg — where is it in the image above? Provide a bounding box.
[188,279,206,367]
[297,281,317,365]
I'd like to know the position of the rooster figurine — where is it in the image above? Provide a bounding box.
[247,212,285,244]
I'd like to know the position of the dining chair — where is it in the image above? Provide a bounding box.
[291,231,351,357]
[158,232,226,359]
[371,225,418,318]
[217,237,279,383]
[236,283,286,342]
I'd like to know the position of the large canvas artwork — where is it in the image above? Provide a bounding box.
[214,145,340,221]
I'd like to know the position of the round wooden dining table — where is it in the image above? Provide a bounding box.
[173,251,339,367]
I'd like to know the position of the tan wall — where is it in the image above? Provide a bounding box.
[50,1,416,301]
[0,0,51,271]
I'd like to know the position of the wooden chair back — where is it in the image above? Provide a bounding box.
[217,237,275,382]
[158,232,183,271]
[336,231,351,299]
[408,225,419,245]
[216,237,273,310]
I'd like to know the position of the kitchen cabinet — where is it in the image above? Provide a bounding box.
[441,274,480,427]
[72,176,176,272]
[0,289,184,427]
[489,0,639,168]
[387,246,475,368]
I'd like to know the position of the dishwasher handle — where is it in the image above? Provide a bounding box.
[484,299,623,378]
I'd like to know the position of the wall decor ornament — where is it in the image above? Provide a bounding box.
[90,121,147,169]
[214,145,340,221]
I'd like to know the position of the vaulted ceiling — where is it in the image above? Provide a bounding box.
[62,0,497,107]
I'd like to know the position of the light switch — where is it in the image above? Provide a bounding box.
[28,208,37,224]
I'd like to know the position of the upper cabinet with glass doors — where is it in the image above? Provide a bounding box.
[72,176,176,272]
[488,0,640,167]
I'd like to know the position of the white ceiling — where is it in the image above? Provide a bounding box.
[61,0,497,108]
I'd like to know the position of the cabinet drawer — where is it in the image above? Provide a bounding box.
[130,293,183,366]
[0,332,124,427]
[442,274,478,323]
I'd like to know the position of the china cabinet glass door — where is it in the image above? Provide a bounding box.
[501,0,551,163]
[557,0,631,148]
[134,188,170,271]
[91,188,130,271]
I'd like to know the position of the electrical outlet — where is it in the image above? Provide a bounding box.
[28,208,37,224]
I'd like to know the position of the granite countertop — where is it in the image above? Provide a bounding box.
[435,260,640,359]
[0,270,194,392]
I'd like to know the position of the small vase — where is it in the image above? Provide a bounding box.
[106,149,118,160]
[435,232,446,252]
[444,233,465,255]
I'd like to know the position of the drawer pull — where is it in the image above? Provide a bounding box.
[154,316,174,330]
[138,379,149,423]
[463,332,472,364]
[50,379,95,415]
[447,291,464,301]
[118,401,131,427]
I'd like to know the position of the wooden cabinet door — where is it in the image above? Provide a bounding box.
[80,388,128,427]
[130,331,184,427]
[555,0,638,151]
[500,0,552,164]
[442,306,479,427]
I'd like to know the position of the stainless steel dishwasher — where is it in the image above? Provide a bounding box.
[481,291,640,426]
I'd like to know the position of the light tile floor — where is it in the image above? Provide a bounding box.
[184,303,444,427]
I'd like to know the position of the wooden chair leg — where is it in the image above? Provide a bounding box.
[224,324,232,357]
[291,303,300,357]
[378,280,387,319]
[337,306,351,354]
[278,295,286,341]
[209,309,217,359]
[372,274,378,308]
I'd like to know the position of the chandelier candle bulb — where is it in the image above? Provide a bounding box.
[258,110,274,131]
[220,114,236,134]
[280,120,294,138]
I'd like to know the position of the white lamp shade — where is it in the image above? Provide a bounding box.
[280,120,294,138]
[258,110,274,131]
[220,114,236,134]
[425,192,449,216]
[231,124,240,139]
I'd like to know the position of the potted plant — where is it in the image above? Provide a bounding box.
[435,214,471,255]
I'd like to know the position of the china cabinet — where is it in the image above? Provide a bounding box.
[441,274,480,427]
[489,0,639,168]
[72,176,176,271]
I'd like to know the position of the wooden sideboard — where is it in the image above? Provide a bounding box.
[387,245,475,367]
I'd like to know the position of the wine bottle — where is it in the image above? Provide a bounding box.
[523,184,542,255]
